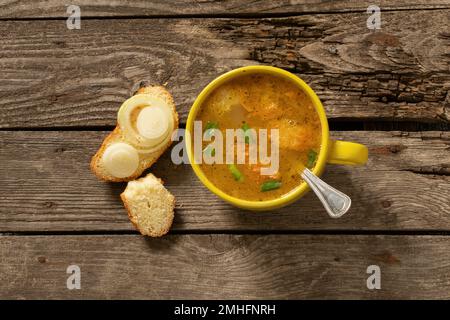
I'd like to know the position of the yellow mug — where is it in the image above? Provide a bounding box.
[186,66,368,211]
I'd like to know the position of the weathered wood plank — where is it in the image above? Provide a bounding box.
[0,1,448,18]
[0,10,448,128]
[0,131,448,232]
[1,234,449,299]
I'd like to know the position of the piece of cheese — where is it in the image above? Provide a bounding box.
[102,142,139,178]
[117,94,174,153]
[136,106,170,145]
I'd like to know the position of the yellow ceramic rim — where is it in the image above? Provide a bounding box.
[186,66,329,211]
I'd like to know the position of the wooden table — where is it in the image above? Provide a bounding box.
[0,1,449,299]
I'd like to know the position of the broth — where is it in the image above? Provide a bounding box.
[196,73,322,201]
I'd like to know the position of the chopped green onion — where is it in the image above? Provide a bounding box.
[261,180,282,192]
[204,121,219,139]
[228,164,244,182]
[241,123,251,144]
[205,121,219,130]
[306,149,318,168]
[203,145,216,157]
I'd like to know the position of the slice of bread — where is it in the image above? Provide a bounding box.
[121,173,175,237]
[90,85,179,182]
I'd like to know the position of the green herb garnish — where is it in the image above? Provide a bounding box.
[241,123,251,144]
[205,121,219,130]
[203,145,216,157]
[306,149,318,168]
[204,121,219,139]
[228,164,244,182]
[261,180,282,192]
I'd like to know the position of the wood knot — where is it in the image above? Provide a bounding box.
[366,32,400,47]
[43,201,55,208]
[52,40,67,48]
[381,200,392,208]
[372,251,401,265]
[54,147,66,153]
[389,145,406,154]
[37,256,47,263]
[371,145,406,155]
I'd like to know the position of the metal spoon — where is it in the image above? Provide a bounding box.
[301,168,351,218]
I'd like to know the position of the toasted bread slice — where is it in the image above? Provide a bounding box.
[121,173,175,237]
[90,85,178,182]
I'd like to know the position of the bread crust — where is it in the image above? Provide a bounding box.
[90,86,179,182]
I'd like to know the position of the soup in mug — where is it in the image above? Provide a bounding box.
[196,73,322,201]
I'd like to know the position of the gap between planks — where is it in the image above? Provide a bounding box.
[4,229,450,237]
[0,0,449,20]
[0,120,449,132]
[1,7,449,21]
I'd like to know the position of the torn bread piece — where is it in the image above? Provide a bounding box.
[90,86,179,182]
[121,173,175,237]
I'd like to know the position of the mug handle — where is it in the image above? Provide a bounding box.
[327,140,368,165]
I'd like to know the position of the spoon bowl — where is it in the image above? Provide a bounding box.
[301,168,351,218]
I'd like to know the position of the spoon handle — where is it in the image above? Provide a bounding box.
[301,168,351,218]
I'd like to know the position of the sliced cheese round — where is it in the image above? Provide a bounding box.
[117,94,174,153]
[136,106,169,144]
[102,143,139,178]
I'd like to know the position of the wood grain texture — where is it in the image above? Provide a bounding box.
[0,1,448,18]
[0,10,448,128]
[1,234,450,299]
[0,131,448,232]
